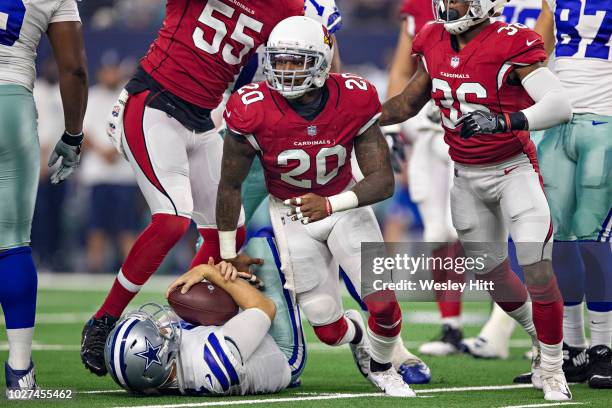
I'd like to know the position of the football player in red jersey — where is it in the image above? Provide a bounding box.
[382,0,574,401]
[80,0,305,376]
[215,16,415,397]
[386,0,468,358]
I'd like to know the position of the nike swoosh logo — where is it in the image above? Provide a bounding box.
[504,165,520,175]
[591,321,605,325]
[205,374,213,387]
[592,121,607,126]
[526,39,537,47]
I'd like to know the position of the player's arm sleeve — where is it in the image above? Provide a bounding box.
[223,91,262,152]
[50,0,81,23]
[520,67,573,130]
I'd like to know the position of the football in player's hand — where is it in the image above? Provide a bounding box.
[168,282,238,326]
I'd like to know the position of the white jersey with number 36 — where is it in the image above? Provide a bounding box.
[547,0,612,115]
[0,0,80,91]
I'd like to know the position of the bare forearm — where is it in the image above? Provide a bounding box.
[380,93,415,126]
[59,68,88,134]
[352,126,395,205]
[216,182,243,231]
[352,168,394,206]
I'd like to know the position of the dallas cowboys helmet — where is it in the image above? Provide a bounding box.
[433,0,509,35]
[264,16,334,99]
[104,303,181,393]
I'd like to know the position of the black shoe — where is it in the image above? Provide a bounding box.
[562,342,589,383]
[512,372,532,384]
[587,345,612,389]
[418,324,463,356]
[81,314,118,376]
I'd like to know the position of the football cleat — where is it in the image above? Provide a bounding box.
[587,345,612,389]
[5,361,37,399]
[541,370,572,401]
[397,361,432,385]
[418,324,463,356]
[81,313,118,376]
[461,336,509,359]
[367,367,416,397]
[512,372,533,384]
[344,309,370,378]
[562,342,589,383]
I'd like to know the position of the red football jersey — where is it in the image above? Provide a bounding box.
[140,0,304,110]
[400,0,435,36]
[224,74,382,200]
[412,21,547,165]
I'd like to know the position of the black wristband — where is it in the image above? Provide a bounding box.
[508,112,529,131]
[61,131,84,146]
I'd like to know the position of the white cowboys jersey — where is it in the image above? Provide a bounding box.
[0,0,80,91]
[547,0,612,115]
[176,326,291,396]
[498,0,542,28]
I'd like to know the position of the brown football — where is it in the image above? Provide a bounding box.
[168,282,238,326]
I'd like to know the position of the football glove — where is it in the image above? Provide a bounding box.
[382,124,406,174]
[456,110,508,139]
[48,131,83,184]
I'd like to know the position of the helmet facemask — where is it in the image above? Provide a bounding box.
[264,47,328,99]
[433,0,504,35]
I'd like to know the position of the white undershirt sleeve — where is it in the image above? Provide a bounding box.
[520,67,573,131]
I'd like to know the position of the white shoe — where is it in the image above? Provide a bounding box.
[462,336,509,359]
[531,346,543,390]
[541,370,572,401]
[345,310,369,377]
[368,368,416,397]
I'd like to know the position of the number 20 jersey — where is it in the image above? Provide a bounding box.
[412,21,548,165]
[223,74,382,201]
[548,0,612,115]
[139,0,304,110]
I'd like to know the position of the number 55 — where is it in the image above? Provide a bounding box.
[193,0,263,65]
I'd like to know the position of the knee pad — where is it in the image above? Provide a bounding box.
[300,293,341,327]
[313,317,348,346]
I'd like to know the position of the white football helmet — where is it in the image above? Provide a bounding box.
[264,16,333,99]
[433,0,509,34]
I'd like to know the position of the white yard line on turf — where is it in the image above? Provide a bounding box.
[499,403,584,408]
[105,384,537,408]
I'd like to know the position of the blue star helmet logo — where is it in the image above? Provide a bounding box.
[134,337,163,371]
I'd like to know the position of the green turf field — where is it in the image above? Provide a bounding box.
[1,287,608,407]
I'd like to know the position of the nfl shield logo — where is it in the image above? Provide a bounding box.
[307,125,317,137]
[451,56,460,69]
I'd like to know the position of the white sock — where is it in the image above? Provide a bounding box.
[505,302,538,346]
[367,327,398,364]
[7,328,34,371]
[563,303,587,348]
[336,316,357,346]
[540,341,563,373]
[479,302,516,344]
[441,316,462,329]
[391,337,420,367]
[588,309,612,348]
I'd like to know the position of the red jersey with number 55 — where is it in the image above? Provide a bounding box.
[140,0,304,110]
[412,21,547,165]
[223,74,382,200]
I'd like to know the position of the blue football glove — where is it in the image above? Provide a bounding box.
[48,131,83,184]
